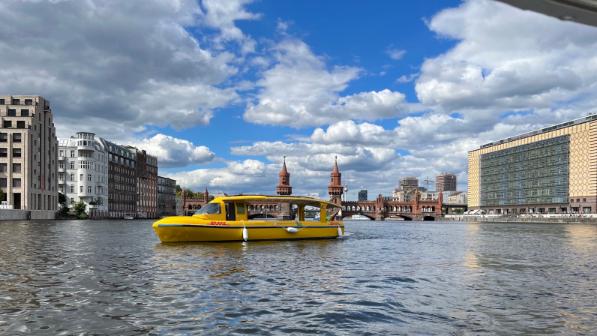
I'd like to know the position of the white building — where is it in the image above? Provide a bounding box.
[58,132,109,217]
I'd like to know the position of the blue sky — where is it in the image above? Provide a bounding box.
[1,0,597,199]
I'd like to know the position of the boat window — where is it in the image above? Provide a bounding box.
[236,203,245,215]
[195,203,220,215]
[326,206,341,221]
[225,202,236,221]
[304,205,321,221]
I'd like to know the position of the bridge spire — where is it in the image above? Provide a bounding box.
[328,156,343,204]
[276,156,292,195]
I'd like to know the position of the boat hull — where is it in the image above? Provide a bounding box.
[153,219,344,243]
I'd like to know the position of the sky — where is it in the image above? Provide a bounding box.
[1,0,597,200]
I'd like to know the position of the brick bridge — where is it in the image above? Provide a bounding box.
[340,193,443,221]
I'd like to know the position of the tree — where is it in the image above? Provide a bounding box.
[58,192,67,206]
[73,201,87,219]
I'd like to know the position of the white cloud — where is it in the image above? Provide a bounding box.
[0,0,249,138]
[244,39,412,127]
[199,0,260,53]
[386,48,406,60]
[416,0,597,112]
[130,134,215,168]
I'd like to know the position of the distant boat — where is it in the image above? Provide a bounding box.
[350,214,370,221]
[123,215,134,220]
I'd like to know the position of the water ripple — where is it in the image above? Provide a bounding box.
[0,220,596,335]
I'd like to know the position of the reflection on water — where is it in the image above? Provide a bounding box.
[0,220,596,335]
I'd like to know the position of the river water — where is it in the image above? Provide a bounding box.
[0,220,595,335]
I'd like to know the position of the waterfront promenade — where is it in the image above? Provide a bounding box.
[1,219,595,335]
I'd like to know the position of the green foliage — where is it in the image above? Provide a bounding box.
[73,201,87,218]
[57,205,69,217]
[58,192,67,205]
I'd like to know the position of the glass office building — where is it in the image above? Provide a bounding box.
[468,115,597,214]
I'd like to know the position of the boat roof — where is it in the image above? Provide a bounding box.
[211,195,341,208]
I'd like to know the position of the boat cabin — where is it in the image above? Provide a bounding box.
[192,195,342,223]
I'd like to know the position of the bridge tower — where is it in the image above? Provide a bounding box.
[328,156,343,205]
[276,156,292,195]
[204,187,209,203]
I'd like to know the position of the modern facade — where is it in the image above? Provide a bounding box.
[436,173,457,192]
[105,141,137,218]
[157,176,176,217]
[0,95,58,212]
[358,189,368,201]
[58,132,108,217]
[468,115,597,214]
[131,148,158,218]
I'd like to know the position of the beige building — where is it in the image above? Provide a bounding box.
[468,115,597,214]
[0,96,58,211]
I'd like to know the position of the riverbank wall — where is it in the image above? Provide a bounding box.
[0,210,55,221]
[444,214,597,224]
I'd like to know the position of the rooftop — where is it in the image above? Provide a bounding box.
[477,114,597,150]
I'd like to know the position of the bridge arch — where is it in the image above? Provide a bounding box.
[342,213,375,220]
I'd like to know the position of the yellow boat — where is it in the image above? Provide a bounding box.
[153,195,344,243]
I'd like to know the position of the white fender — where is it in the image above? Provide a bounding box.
[242,226,248,241]
[286,227,298,233]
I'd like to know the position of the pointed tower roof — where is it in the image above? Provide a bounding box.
[331,156,340,175]
[276,156,292,195]
[279,156,289,176]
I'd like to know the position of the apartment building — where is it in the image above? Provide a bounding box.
[130,148,158,218]
[105,141,137,218]
[58,132,109,217]
[157,176,176,217]
[0,96,58,212]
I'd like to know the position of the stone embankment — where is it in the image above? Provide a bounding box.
[445,214,597,224]
[0,210,55,220]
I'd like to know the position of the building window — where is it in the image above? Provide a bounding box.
[11,99,20,105]
[16,121,25,129]
[24,99,32,105]
[80,186,83,193]
[59,162,64,169]
[7,109,16,117]
[0,178,6,187]
[0,163,6,172]
[79,174,83,181]
[87,186,92,193]
[12,148,21,158]
[69,162,75,170]
[3,121,11,128]
[70,185,74,193]
[20,109,29,117]
[0,133,6,143]
[12,133,21,143]
[70,197,74,204]
[0,99,4,105]
[87,174,92,181]
[59,150,63,157]
[70,150,75,158]
[70,174,74,181]
[12,178,21,188]
[12,163,21,173]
